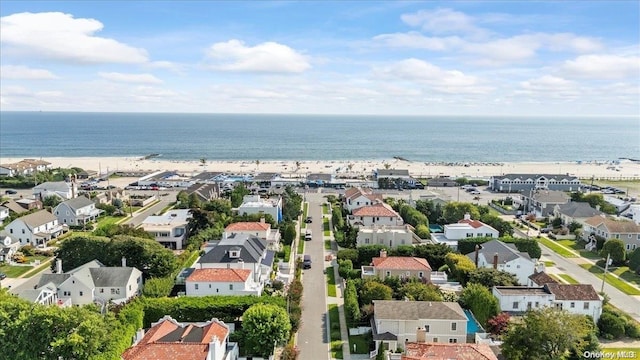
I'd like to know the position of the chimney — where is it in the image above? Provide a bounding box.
[56,259,63,274]
[122,257,127,267]
[260,217,265,224]
[416,327,427,343]
[380,249,387,258]
[463,213,471,220]
[493,253,499,269]
[474,244,481,267]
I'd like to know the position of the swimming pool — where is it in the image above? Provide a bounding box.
[464,309,484,334]
[429,225,443,233]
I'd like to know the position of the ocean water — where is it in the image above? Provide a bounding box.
[0,112,638,162]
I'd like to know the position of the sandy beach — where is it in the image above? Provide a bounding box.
[2,157,639,180]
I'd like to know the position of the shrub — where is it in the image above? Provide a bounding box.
[142,277,175,297]
[598,311,626,339]
[20,244,35,256]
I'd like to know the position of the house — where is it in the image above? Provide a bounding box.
[53,196,101,226]
[191,171,225,184]
[33,181,77,200]
[553,202,604,226]
[15,198,43,211]
[603,195,631,214]
[93,188,129,205]
[185,268,262,296]
[401,342,498,360]
[492,283,602,322]
[0,158,51,177]
[140,209,191,250]
[237,195,283,223]
[361,250,432,282]
[17,283,59,306]
[348,202,403,227]
[122,315,238,360]
[75,169,98,179]
[5,209,63,246]
[198,233,274,286]
[375,168,411,181]
[490,174,580,193]
[374,168,419,189]
[356,224,416,247]
[465,239,536,285]
[138,170,194,188]
[372,300,468,351]
[582,215,640,251]
[344,187,384,212]
[184,183,220,203]
[252,172,280,188]
[626,204,640,224]
[1,200,29,214]
[26,259,143,306]
[306,173,333,187]
[224,220,280,249]
[527,271,558,287]
[431,214,499,250]
[523,190,570,218]
[0,231,20,263]
[0,205,9,222]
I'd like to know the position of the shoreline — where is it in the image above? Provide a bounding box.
[2,156,639,179]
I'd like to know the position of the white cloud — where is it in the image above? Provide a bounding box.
[206,39,311,73]
[373,31,462,50]
[98,72,163,84]
[401,8,483,35]
[0,12,148,63]
[561,54,640,79]
[0,65,58,80]
[521,75,575,90]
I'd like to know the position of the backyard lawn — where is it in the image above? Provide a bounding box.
[322,203,329,215]
[0,264,34,278]
[349,333,373,354]
[579,264,640,295]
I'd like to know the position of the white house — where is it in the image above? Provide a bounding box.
[0,159,50,177]
[185,268,262,296]
[372,300,468,352]
[0,231,20,263]
[466,239,536,285]
[0,205,9,222]
[582,215,640,252]
[237,195,283,223]
[493,284,602,322]
[431,214,499,249]
[140,209,191,250]
[343,187,384,212]
[53,196,101,226]
[122,315,238,360]
[5,209,63,246]
[33,181,77,200]
[626,204,640,225]
[356,224,415,247]
[224,220,280,249]
[348,202,403,227]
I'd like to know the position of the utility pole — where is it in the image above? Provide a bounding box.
[601,253,611,293]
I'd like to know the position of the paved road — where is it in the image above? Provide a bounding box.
[121,194,174,227]
[297,192,330,360]
[2,268,50,293]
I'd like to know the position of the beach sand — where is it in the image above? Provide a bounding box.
[2,157,639,180]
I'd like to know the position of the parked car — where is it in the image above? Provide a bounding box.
[305,216,313,223]
[0,272,6,280]
[4,189,17,195]
[305,230,313,241]
[540,227,552,234]
[303,255,312,269]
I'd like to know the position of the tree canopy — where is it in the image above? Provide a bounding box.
[458,283,499,327]
[241,304,291,358]
[442,202,480,224]
[468,268,520,288]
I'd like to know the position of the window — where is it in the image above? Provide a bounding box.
[466,233,473,237]
[216,288,219,293]
[209,284,211,288]
[129,285,132,290]
[386,271,391,277]
[451,323,457,331]
[513,302,519,309]
[9,229,12,234]
[584,302,590,310]
[570,302,575,308]
[22,229,25,234]
[100,289,104,293]
[229,284,233,290]
[535,302,539,307]
[419,272,424,278]
[365,238,370,244]
[627,244,631,250]
[432,338,438,342]
[527,302,532,310]
[79,291,83,296]
[195,284,199,290]
[449,339,457,343]
[425,325,430,332]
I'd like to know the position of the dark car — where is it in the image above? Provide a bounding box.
[305,216,313,223]
[303,255,312,269]
[4,189,17,195]
[0,272,6,280]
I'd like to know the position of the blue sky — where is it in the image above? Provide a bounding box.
[1,1,638,115]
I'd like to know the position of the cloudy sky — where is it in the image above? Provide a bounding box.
[1,1,638,115]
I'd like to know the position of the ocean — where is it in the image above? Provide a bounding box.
[0,112,638,162]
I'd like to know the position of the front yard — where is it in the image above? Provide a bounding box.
[0,264,34,278]
[579,264,640,296]
[538,237,578,258]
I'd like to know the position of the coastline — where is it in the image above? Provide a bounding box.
[2,156,639,179]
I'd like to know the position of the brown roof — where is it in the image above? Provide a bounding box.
[225,221,270,232]
[458,219,485,229]
[16,210,57,228]
[345,187,384,202]
[352,203,399,218]
[584,216,640,233]
[528,271,558,286]
[186,268,251,282]
[372,256,431,271]
[122,316,229,360]
[403,342,498,360]
[545,284,601,301]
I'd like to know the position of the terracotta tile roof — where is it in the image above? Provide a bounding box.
[584,216,640,233]
[545,283,601,301]
[402,342,498,360]
[372,256,431,271]
[186,268,251,282]
[225,221,270,232]
[528,271,558,286]
[122,343,209,360]
[458,219,485,228]
[352,203,399,218]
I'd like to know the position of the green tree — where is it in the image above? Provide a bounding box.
[442,202,480,224]
[600,239,626,265]
[43,195,62,209]
[359,280,393,305]
[597,311,626,339]
[480,214,514,237]
[187,193,201,209]
[202,198,232,215]
[412,243,453,270]
[283,222,296,245]
[458,283,499,327]
[444,253,476,285]
[502,307,598,360]
[281,186,303,222]
[176,190,189,208]
[399,282,443,301]
[344,280,360,326]
[414,224,431,239]
[230,183,251,207]
[629,248,640,274]
[468,268,519,288]
[187,208,214,234]
[242,304,291,358]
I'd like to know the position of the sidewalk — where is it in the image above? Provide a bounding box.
[330,259,351,360]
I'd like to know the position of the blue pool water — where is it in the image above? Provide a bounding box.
[464,309,484,334]
[429,225,443,233]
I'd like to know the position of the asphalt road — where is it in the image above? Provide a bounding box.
[121,192,175,227]
[297,192,330,360]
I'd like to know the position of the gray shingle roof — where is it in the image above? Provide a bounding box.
[531,190,570,203]
[33,181,71,193]
[374,300,467,321]
[37,273,71,287]
[18,210,57,228]
[465,239,532,264]
[198,233,266,264]
[493,174,579,181]
[60,196,94,211]
[556,202,603,218]
[90,267,137,287]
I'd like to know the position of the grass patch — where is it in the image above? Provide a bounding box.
[558,274,579,284]
[0,264,34,278]
[297,235,305,255]
[349,334,372,354]
[579,264,640,295]
[96,216,121,228]
[327,267,337,297]
[283,245,291,262]
[556,239,602,259]
[328,304,344,359]
[611,266,640,287]
[538,237,578,258]
[544,261,555,267]
[322,203,329,215]
[598,348,640,360]
[22,260,53,278]
[182,250,200,268]
[330,340,344,359]
[323,218,330,236]
[325,240,331,250]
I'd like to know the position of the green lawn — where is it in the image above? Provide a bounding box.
[96,215,121,227]
[538,237,578,258]
[558,274,579,284]
[323,218,331,236]
[322,203,329,215]
[327,267,337,297]
[0,264,34,278]
[282,245,291,262]
[325,240,331,250]
[556,239,602,260]
[579,264,640,295]
[328,304,343,359]
[330,341,344,360]
[22,260,53,278]
[297,235,305,255]
[25,255,51,263]
[544,261,555,267]
[349,334,372,354]
[612,266,640,287]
